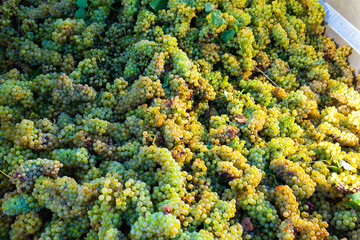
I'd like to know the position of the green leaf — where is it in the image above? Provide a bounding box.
[328,165,339,173]
[348,192,360,211]
[221,29,235,42]
[265,170,281,186]
[76,0,88,8]
[162,24,170,33]
[234,25,238,33]
[279,54,287,61]
[107,5,117,11]
[32,67,42,77]
[204,2,214,12]
[265,169,277,179]
[347,201,360,211]
[312,59,325,67]
[349,192,360,202]
[211,10,226,26]
[75,8,86,19]
[162,76,169,88]
[95,156,104,160]
[149,0,168,12]
[234,19,242,32]
[234,23,239,33]
[339,160,356,171]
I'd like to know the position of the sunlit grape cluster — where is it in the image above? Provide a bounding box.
[1,0,360,239]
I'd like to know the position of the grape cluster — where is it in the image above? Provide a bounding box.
[0,0,360,239]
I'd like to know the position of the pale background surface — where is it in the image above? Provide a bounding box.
[322,0,360,74]
[326,0,360,29]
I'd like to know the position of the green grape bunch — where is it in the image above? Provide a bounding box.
[0,0,359,239]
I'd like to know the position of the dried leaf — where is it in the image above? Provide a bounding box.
[241,217,254,232]
[339,160,356,171]
[234,114,247,124]
[162,205,172,214]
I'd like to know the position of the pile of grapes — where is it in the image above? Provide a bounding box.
[0,0,360,239]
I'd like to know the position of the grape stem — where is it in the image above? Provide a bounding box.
[0,169,13,179]
[253,65,278,87]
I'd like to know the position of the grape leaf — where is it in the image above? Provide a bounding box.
[265,169,275,176]
[211,10,226,26]
[349,192,360,202]
[31,67,42,78]
[234,24,238,33]
[348,192,360,211]
[149,0,168,12]
[204,2,214,12]
[347,201,360,211]
[234,21,239,33]
[278,54,287,61]
[265,169,280,186]
[76,0,88,8]
[234,19,242,32]
[162,76,169,88]
[75,8,86,19]
[312,59,325,67]
[328,165,339,173]
[221,29,235,42]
